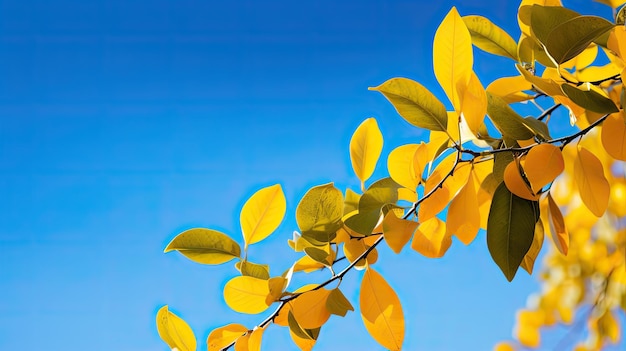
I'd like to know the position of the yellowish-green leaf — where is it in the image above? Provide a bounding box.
[236,260,270,280]
[518,0,565,36]
[486,75,534,104]
[382,210,419,254]
[369,78,448,132]
[546,192,569,255]
[528,4,580,45]
[545,16,614,65]
[561,82,619,115]
[411,217,452,258]
[434,7,473,110]
[521,219,544,274]
[164,228,241,265]
[446,171,480,245]
[240,184,286,247]
[296,182,344,241]
[304,246,332,266]
[601,112,626,161]
[344,178,401,235]
[207,324,248,351]
[524,143,564,193]
[223,276,270,314]
[487,182,540,281]
[350,118,383,189]
[463,15,518,60]
[156,305,197,351]
[486,92,536,140]
[594,0,626,9]
[360,267,405,351]
[291,288,332,329]
[459,72,488,135]
[573,146,610,217]
[326,288,355,317]
[344,188,361,216]
[517,64,563,97]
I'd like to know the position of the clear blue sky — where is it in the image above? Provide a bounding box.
[0,1,623,350]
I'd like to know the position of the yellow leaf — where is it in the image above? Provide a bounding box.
[382,210,419,254]
[350,118,384,190]
[156,305,197,351]
[288,324,317,351]
[459,72,487,135]
[601,112,626,161]
[207,324,248,351]
[290,288,332,329]
[447,171,480,245]
[266,276,287,305]
[503,159,538,200]
[493,342,516,351]
[594,0,626,9]
[246,327,264,351]
[434,7,473,110]
[234,333,250,351]
[515,310,544,348]
[546,192,569,255]
[411,217,452,258]
[387,144,421,190]
[517,64,563,97]
[520,219,544,274]
[360,267,405,351]
[292,255,325,273]
[524,143,565,193]
[240,184,286,247]
[486,75,534,104]
[573,146,610,217]
[223,276,270,314]
[343,236,378,269]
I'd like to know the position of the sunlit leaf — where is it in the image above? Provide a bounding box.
[287,312,318,351]
[601,112,626,160]
[240,184,286,247]
[515,310,543,347]
[504,159,538,200]
[207,324,248,351]
[486,92,536,140]
[517,64,563,97]
[463,15,518,60]
[544,16,614,64]
[459,72,488,135]
[326,288,355,317]
[546,192,569,255]
[521,219,544,274]
[291,288,332,329]
[447,171,480,245]
[387,144,420,190]
[524,143,565,193]
[344,178,401,235]
[296,183,344,240]
[344,188,361,216]
[487,182,539,281]
[245,327,264,351]
[360,267,405,351]
[486,75,534,103]
[382,210,419,254]
[608,26,626,59]
[350,118,384,189]
[561,84,619,114]
[343,236,379,269]
[593,0,626,8]
[573,146,610,216]
[165,228,241,265]
[411,217,452,258]
[156,305,197,351]
[223,276,270,314]
[236,260,270,280]
[369,78,448,132]
[434,7,473,110]
[267,276,287,305]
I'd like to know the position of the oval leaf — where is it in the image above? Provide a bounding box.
[240,184,286,247]
[350,118,384,188]
[486,75,534,104]
[434,7,473,110]
[296,183,344,237]
[236,260,270,280]
[601,112,626,160]
[487,182,539,281]
[573,146,610,217]
[369,78,448,132]
[411,217,452,258]
[207,324,248,351]
[561,84,619,114]
[156,305,197,351]
[545,16,614,64]
[524,143,565,193]
[165,228,241,265]
[503,160,537,201]
[290,288,332,329]
[223,276,271,314]
[382,210,419,254]
[360,267,405,351]
[463,15,518,60]
[387,143,422,190]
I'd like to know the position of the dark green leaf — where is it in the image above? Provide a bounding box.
[487,183,540,281]
[304,247,330,265]
[523,117,552,141]
[493,151,514,184]
[527,5,579,44]
[545,16,614,64]
[486,92,536,140]
[561,84,619,114]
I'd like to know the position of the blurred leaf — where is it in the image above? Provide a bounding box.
[487,75,534,103]
[240,184,286,247]
[156,305,197,351]
[521,219,545,274]
[573,146,610,216]
[165,228,241,265]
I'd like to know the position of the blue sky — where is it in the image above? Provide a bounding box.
[0,0,623,350]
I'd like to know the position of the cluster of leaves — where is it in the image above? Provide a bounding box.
[156,0,626,350]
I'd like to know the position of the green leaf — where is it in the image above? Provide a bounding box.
[523,117,552,141]
[561,84,619,114]
[304,247,330,265]
[527,5,580,45]
[344,188,361,216]
[344,178,401,235]
[545,16,614,64]
[326,288,354,317]
[486,92,536,140]
[236,260,270,280]
[493,151,514,185]
[165,228,241,265]
[462,15,518,60]
[296,183,344,243]
[487,182,540,282]
[369,77,448,132]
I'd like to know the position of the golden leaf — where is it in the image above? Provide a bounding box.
[240,184,286,247]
